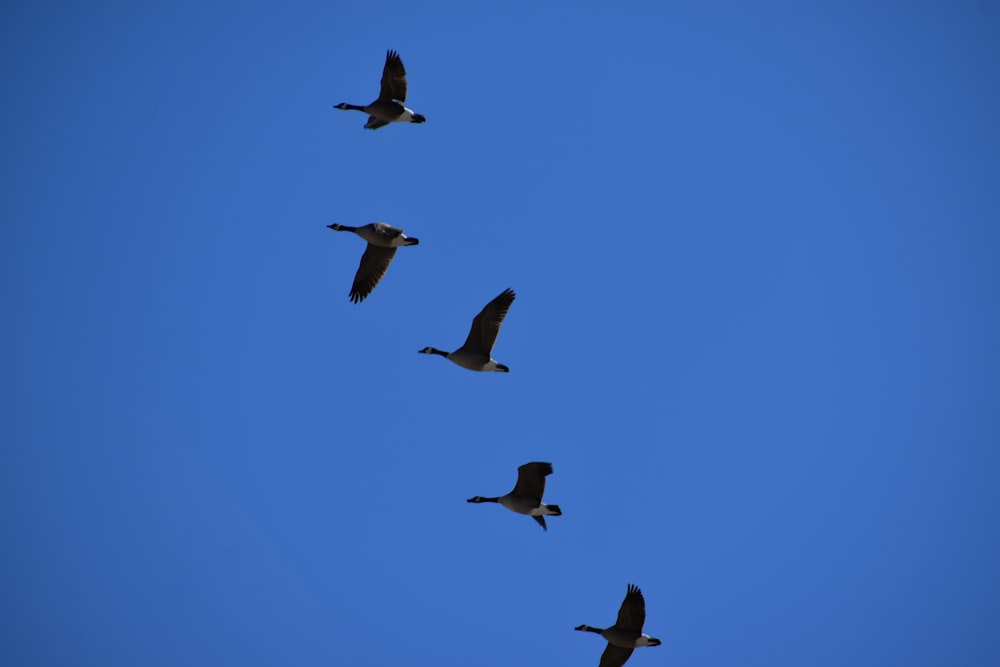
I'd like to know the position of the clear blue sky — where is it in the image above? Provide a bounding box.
[2,2,999,666]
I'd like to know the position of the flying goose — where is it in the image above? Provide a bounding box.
[418,288,515,372]
[327,222,419,303]
[334,49,426,129]
[467,461,562,530]
[575,585,662,667]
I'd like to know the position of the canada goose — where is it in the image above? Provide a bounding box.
[418,288,515,372]
[327,222,419,303]
[467,461,562,530]
[575,585,662,667]
[334,50,426,129]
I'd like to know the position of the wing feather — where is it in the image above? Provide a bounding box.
[378,49,408,103]
[510,461,553,501]
[461,288,515,355]
[614,585,646,634]
[598,643,634,667]
[365,116,390,130]
[349,245,397,303]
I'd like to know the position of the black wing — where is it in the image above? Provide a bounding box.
[598,643,634,667]
[614,584,646,634]
[365,116,391,130]
[510,461,553,502]
[349,245,397,303]
[461,288,515,355]
[378,49,408,103]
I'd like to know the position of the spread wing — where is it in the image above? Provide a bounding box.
[461,288,515,355]
[510,462,553,502]
[348,245,397,303]
[378,49,408,103]
[614,585,646,634]
[598,643,634,667]
[365,116,390,130]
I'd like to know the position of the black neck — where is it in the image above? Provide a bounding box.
[339,103,366,111]
[427,347,449,357]
[577,625,604,634]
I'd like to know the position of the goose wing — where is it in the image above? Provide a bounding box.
[348,245,397,303]
[614,584,647,634]
[598,643,634,667]
[365,116,390,130]
[461,288,515,356]
[510,461,553,502]
[378,49,408,103]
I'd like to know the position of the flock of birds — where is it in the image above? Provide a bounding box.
[331,50,661,667]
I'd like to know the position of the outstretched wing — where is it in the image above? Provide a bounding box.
[510,461,553,502]
[378,49,408,103]
[614,584,646,634]
[349,245,397,303]
[598,643,634,667]
[365,116,390,130]
[461,288,516,355]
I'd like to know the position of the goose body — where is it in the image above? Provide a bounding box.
[327,222,419,303]
[334,50,426,129]
[419,288,515,372]
[575,585,662,667]
[467,461,562,530]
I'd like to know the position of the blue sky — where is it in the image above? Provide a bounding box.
[2,2,999,665]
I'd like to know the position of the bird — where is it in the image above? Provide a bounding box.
[327,222,419,303]
[575,585,662,667]
[333,49,426,129]
[467,461,562,530]
[418,288,515,372]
